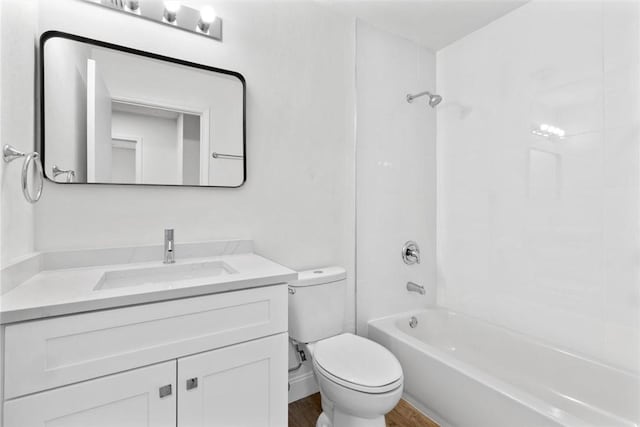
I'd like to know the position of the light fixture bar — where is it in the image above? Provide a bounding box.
[83,0,222,42]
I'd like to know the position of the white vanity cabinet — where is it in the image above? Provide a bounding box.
[4,361,177,427]
[1,284,288,427]
[178,334,288,426]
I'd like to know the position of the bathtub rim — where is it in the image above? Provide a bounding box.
[370,307,640,378]
[368,307,639,427]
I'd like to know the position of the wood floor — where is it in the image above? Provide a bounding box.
[288,393,439,427]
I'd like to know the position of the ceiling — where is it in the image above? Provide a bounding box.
[319,0,529,51]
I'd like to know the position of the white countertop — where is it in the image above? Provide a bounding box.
[0,250,297,324]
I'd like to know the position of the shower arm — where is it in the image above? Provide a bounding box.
[406,91,432,103]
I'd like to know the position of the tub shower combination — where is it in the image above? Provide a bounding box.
[369,309,639,427]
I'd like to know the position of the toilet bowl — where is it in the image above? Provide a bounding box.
[288,267,404,427]
[308,333,403,427]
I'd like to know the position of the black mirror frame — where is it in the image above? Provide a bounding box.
[39,30,247,188]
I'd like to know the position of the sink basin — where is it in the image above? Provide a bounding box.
[94,261,236,290]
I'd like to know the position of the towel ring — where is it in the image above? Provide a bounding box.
[3,144,44,204]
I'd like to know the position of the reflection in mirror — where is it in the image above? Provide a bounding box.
[42,32,245,187]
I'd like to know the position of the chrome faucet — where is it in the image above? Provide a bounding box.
[164,229,175,264]
[402,241,421,265]
[407,281,425,295]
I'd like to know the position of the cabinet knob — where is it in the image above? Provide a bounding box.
[186,377,198,390]
[159,384,172,398]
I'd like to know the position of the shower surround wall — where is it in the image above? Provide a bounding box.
[356,21,437,334]
[437,0,639,372]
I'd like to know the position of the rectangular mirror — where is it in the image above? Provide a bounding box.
[40,32,246,187]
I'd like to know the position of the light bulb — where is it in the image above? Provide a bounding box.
[164,1,181,13]
[197,6,217,33]
[163,1,181,23]
[200,6,216,24]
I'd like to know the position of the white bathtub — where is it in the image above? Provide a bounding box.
[368,308,639,427]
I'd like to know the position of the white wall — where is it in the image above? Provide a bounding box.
[112,111,180,184]
[1,0,3,268]
[437,0,639,372]
[0,0,37,267]
[356,21,437,334]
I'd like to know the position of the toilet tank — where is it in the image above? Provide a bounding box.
[288,266,347,343]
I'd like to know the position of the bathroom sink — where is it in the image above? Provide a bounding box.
[94,261,236,290]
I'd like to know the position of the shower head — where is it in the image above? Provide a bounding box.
[406,91,443,108]
[428,94,443,107]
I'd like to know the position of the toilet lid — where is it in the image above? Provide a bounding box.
[313,333,403,392]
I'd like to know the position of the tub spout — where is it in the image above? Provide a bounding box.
[407,281,425,295]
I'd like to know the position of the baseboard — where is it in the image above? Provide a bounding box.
[288,370,319,403]
[402,393,452,427]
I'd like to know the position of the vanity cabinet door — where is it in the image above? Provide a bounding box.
[4,361,176,427]
[177,333,288,427]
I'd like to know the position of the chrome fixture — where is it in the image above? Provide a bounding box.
[409,316,418,328]
[164,229,175,264]
[186,377,198,390]
[52,165,76,183]
[158,384,172,398]
[211,152,244,160]
[406,91,443,108]
[407,281,426,295]
[3,144,44,204]
[402,241,421,265]
[83,0,223,41]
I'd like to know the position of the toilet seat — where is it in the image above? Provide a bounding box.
[314,360,403,394]
[312,333,403,394]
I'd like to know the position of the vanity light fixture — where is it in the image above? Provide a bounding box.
[163,1,181,24]
[197,6,217,34]
[82,0,223,41]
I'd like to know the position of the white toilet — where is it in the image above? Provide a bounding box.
[289,267,404,427]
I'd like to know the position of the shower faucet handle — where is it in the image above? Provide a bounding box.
[402,241,421,265]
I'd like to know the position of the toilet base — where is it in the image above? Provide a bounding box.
[333,409,386,427]
[316,412,331,427]
[316,410,385,427]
